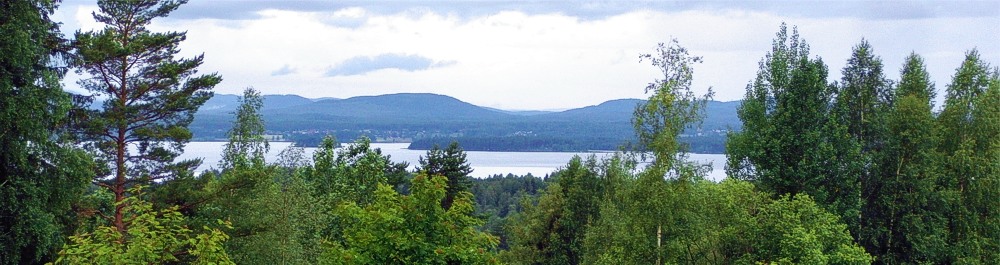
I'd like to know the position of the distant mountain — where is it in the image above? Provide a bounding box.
[264,94,313,110]
[188,92,742,153]
[535,99,643,122]
[197,94,240,113]
[311,97,340,102]
[197,94,313,114]
[702,100,742,131]
[272,93,506,121]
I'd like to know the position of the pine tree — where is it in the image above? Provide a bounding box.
[72,0,220,233]
[418,141,473,210]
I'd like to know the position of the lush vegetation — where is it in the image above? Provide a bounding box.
[2,1,998,265]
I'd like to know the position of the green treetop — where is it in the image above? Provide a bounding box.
[322,174,499,265]
[418,141,473,210]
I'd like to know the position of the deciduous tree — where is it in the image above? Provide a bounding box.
[938,50,1000,263]
[202,88,323,264]
[322,174,499,264]
[725,24,862,227]
[54,187,233,265]
[867,53,949,264]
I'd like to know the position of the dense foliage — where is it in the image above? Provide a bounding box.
[470,173,549,248]
[0,1,93,263]
[322,174,500,264]
[726,24,1000,264]
[53,187,233,265]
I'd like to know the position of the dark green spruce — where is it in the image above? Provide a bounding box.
[0,1,93,264]
[418,141,474,210]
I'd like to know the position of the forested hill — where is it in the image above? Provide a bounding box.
[189,93,741,153]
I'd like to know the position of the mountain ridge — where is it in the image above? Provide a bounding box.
[188,93,741,153]
[198,92,734,115]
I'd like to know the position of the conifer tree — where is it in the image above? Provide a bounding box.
[72,0,220,233]
[418,141,473,210]
[0,1,93,263]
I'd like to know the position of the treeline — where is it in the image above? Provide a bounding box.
[409,134,727,153]
[496,25,1000,264]
[497,36,877,264]
[410,136,624,152]
[725,25,1000,263]
[470,173,551,248]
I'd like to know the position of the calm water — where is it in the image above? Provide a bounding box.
[178,142,728,181]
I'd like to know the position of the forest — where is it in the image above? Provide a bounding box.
[2,0,999,264]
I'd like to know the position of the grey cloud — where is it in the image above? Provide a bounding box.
[155,1,998,22]
[325,54,454,77]
[168,1,351,20]
[322,16,367,28]
[271,64,296,76]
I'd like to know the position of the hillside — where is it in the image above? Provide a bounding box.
[189,93,742,153]
[271,93,507,121]
[534,99,642,122]
[197,94,315,114]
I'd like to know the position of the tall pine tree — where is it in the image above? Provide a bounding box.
[72,0,220,233]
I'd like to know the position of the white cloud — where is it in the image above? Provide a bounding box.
[55,3,1000,110]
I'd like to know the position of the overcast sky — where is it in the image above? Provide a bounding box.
[54,1,999,110]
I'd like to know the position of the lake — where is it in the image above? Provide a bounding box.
[178,142,728,181]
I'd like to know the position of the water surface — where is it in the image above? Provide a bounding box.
[178,142,727,181]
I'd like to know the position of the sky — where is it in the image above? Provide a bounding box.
[53,1,1000,110]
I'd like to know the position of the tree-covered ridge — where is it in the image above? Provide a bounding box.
[3,1,1000,264]
[191,93,740,153]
